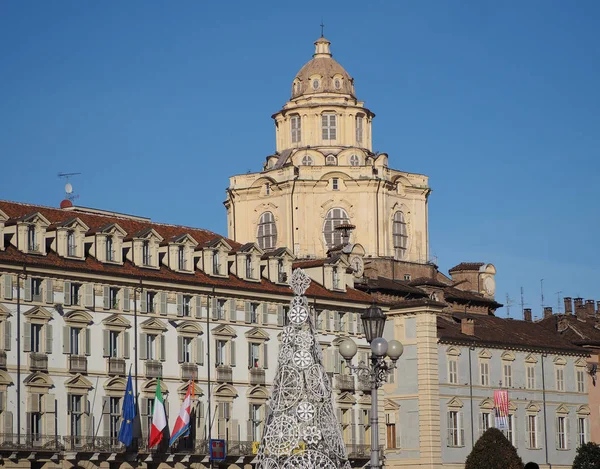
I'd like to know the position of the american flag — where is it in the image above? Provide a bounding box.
[494,390,509,430]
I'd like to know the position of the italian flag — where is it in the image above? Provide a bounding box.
[149,378,168,448]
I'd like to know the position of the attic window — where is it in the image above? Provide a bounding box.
[27,225,37,252]
[142,241,151,266]
[67,230,76,257]
[312,79,320,90]
[178,245,186,271]
[106,236,114,262]
[334,78,341,89]
[213,251,220,275]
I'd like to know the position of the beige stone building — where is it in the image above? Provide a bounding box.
[225,36,431,263]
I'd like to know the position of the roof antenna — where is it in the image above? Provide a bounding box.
[58,172,81,207]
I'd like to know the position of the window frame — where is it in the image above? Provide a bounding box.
[290,115,301,143]
[257,212,277,251]
[321,113,337,140]
[323,207,350,249]
[392,211,408,260]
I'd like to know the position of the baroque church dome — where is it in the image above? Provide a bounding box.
[291,36,356,99]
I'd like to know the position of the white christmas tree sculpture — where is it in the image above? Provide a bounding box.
[256,269,351,469]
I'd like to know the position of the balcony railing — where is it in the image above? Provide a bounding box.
[358,379,371,392]
[335,374,355,392]
[180,363,197,381]
[107,357,126,376]
[216,365,233,383]
[0,350,6,369]
[29,353,48,372]
[68,355,87,374]
[145,360,162,378]
[249,367,265,386]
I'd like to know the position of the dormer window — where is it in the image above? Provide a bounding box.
[333,268,340,290]
[246,255,254,279]
[142,241,151,266]
[178,246,186,271]
[326,155,337,166]
[28,225,37,252]
[278,259,287,283]
[213,251,220,275]
[67,231,76,257]
[106,236,114,262]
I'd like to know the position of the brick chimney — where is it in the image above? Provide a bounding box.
[597,301,600,317]
[575,298,585,319]
[461,318,475,336]
[584,300,594,317]
[564,297,573,314]
[524,308,532,322]
[543,306,553,319]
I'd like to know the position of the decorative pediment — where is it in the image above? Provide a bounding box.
[508,401,517,411]
[214,384,237,399]
[236,242,263,256]
[0,209,8,223]
[262,247,294,260]
[56,217,90,232]
[574,358,588,367]
[96,223,127,237]
[202,237,232,252]
[24,306,53,322]
[65,374,93,391]
[0,304,11,318]
[479,398,494,410]
[212,324,237,338]
[63,310,93,326]
[246,386,269,400]
[501,351,515,361]
[358,394,371,406]
[24,372,54,389]
[337,392,357,406]
[102,313,131,329]
[245,327,270,341]
[555,404,570,415]
[447,397,464,409]
[169,233,199,248]
[142,379,168,395]
[177,382,203,397]
[525,354,538,364]
[577,405,590,415]
[140,318,168,332]
[130,227,164,243]
[0,370,13,386]
[478,349,492,359]
[526,402,541,413]
[446,346,461,357]
[176,320,203,335]
[554,356,566,366]
[104,377,127,393]
[18,212,51,227]
[384,399,400,411]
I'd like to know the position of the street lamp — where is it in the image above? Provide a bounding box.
[339,304,403,469]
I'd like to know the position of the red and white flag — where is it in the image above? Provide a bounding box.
[169,381,194,446]
[494,389,509,430]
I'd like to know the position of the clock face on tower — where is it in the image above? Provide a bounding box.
[483,276,496,296]
[350,256,364,278]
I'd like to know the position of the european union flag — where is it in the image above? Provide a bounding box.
[118,371,136,446]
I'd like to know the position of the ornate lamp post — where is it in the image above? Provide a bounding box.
[339,304,403,469]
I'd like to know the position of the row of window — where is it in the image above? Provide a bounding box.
[447,352,587,393]
[289,114,364,145]
[257,209,408,258]
[447,410,590,450]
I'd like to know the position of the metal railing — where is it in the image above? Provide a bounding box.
[180,363,197,381]
[68,355,87,374]
[107,357,126,376]
[145,360,162,378]
[63,436,124,452]
[249,367,265,385]
[216,365,233,383]
[29,353,48,372]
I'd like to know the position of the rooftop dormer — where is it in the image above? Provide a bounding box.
[50,217,90,260]
[126,227,163,269]
[199,238,231,278]
[6,212,51,255]
[231,243,263,282]
[0,209,7,251]
[163,233,198,274]
[261,247,294,285]
[323,255,349,292]
[91,222,126,264]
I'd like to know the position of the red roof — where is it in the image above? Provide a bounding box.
[448,262,484,273]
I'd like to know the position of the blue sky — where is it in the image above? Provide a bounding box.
[1,1,598,317]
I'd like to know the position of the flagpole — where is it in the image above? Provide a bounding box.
[207,286,214,469]
[88,375,101,439]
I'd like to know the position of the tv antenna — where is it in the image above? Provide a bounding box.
[58,172,81,202]
[540,279,545,309]
[505,294,514,318]
[520,287,529,319]
[556,291,563,314]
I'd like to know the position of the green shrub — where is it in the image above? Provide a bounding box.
[465,427,524,469]
[573,442,600,469]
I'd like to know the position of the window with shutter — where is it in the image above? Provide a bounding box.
[45,279,54,304]
[322,113,336,140]
[3,274,13,300]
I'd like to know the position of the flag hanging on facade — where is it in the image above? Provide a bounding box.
[149,377,168,448]
[169,381,194,446]
[494,389,509,430]
[118,370,136,446]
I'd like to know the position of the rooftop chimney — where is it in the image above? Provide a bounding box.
[564,297,573,314]
[461,318,475,336]
[524,308,532,322]
[597,301,600,317]
[575,298,585,319]
[585,300,595,319]
[543,306,553,319]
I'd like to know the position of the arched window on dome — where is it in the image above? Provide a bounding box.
[257,212,277,251]
[349,154,360,166]
[290,115,301,144]
[392,211,408,260]
[323,208,350,249]
[326,155,337,166]
[302,155,313,166]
